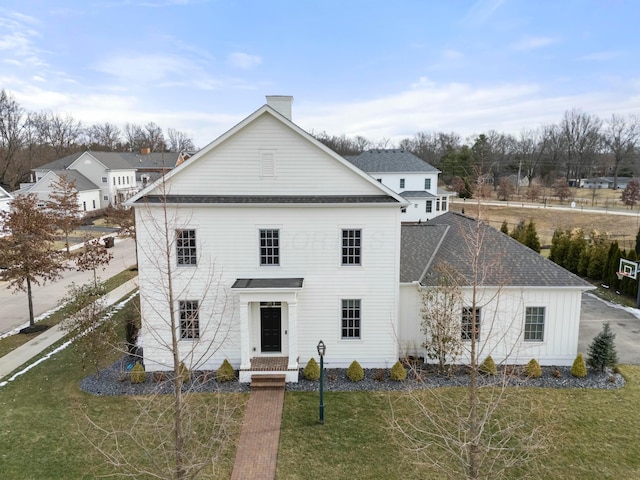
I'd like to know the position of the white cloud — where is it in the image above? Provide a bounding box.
[227,52,262,69]
[462,0,506,25]
[0,11,46,67]
[511,35,559,51]
[577,51,623,62]
[442,49,464,60]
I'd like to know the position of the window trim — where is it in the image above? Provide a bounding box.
[461,306,481,341]
[341,298,361,339]
[176,229,197,266]
[259,228,280,266]
[425,178,431,190]
[341,228,362,266]
[524,306,545,342]
[179,300,200,340]
[400,178,405,189]
[426,200,433,213]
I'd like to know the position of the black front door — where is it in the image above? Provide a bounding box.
[260,307,282,352]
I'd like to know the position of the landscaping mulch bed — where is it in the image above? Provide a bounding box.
[80,356,625,396]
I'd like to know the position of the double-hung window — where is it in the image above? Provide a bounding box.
[176,229,197,266]
[341,229,361,265]
[179,300,200,339]
[260,229,280,265]
[426,200,433,213]
[341,299,361,339]
[425,178,431,190]
[461,307,481,341]
[524,307,545,341]
[400,178,405,189]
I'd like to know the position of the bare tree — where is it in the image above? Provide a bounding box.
[167,128,195,152]
[86,122,123,151]
[391,205,551,479]
[74,237,113,287]
[621,178,640,208]
[497,177,516,201]
[0,89,25,189]
[553,177,571,203]
[33,111,83,158]
[61,281,116,375]
[125,122,166,152]
[560,109,602,181]
[84,178,240,479]
[603,114,639,189]
[46,175,82,253]
[0,194,67,330]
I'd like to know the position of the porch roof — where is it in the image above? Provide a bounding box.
[231,278,304,289]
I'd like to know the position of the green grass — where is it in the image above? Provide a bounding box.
[0,298,244,479]
[278,366,640,479]
[0,267,138,358]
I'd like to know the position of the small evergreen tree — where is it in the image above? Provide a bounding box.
[587,323,619,372]
[303,357,320,380]
[522,220,541,253]
[479,356,497,375]
[500,220,509,235]
[635,227,640,255]
[570,353,587,378]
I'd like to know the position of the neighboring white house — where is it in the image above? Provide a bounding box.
[347,149,455,223]
[127,96,593,382]
[16,170,102,213]
[0,186,13,215]
[34,151,138,208]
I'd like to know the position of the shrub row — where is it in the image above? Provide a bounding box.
[129,359,237,384]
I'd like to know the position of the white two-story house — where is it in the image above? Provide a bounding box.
[33,151,138,208]
[347,149,455,222]
[128,96,592,382]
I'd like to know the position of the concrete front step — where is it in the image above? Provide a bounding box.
[250,374,286,390]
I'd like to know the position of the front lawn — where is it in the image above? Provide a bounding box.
[278,366,640,479]
[0,298,244,479]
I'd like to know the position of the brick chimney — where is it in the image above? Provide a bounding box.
[266,95,293,120]
[141,147,151,155]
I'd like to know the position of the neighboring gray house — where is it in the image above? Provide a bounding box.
[346,149,454,222]
[32,150,188,208]
[16,170,101,213]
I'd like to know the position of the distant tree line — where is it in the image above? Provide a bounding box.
[315,109,640,198]
[0,89,196,190]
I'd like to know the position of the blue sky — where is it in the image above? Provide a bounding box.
[1,0,639,148]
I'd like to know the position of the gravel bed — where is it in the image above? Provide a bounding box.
[80,357,625,396]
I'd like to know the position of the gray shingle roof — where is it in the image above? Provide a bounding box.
[346,149,439,173]
[401,212,592,288]
[135,195,400,204]
[34,151,181,172]
[34,152,84,171]
[400,190,437,199]
[52,170,100,191]
[231,278,304,289]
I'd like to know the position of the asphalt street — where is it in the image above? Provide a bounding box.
[0,237,137,336]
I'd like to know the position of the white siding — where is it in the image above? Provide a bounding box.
[373,172,439,195]
[137,203,402,371]
[159,114,385,197]
[399,285,584,366]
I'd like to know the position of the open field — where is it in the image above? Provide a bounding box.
[451,201,640,249]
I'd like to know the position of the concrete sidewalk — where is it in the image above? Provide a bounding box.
[0,278,138,381]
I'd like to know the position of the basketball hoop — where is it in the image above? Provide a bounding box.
[616,271,629,281]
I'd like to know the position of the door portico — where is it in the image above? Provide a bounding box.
[231,278,303,382]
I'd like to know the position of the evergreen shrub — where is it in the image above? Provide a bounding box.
[524,358,542,378]
[479,356,497,375]
[390,361,407,381]
[217,359,236,382]
[130,362,146,383]
[303,358,320,381]
[571,353,587,378]
[346,360,364,382]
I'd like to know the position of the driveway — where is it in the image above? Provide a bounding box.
[579,292,640,364]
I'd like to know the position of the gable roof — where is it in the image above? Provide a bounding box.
[0,185,12,200]
[51,170,100,191]
[35,151,180,173]
[401,212,592,289]
[128,103,407,206]
[347,149,440,173]
[34,152,84,171]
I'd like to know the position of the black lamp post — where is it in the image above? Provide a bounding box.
[317,340,326,424]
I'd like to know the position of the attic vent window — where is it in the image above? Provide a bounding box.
[260,150,276,177]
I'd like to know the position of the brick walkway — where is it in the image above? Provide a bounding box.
[231,387,285,480]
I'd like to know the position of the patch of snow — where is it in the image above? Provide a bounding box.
[584,292,640,319]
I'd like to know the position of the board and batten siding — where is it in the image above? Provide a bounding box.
[399,284,584,366]
[136,203,402,371]
[160,113,385,197]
